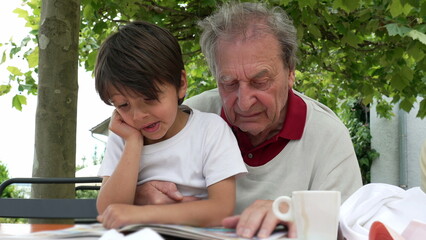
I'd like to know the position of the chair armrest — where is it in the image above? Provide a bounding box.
[0,198,98,219]
[0,177,102,196]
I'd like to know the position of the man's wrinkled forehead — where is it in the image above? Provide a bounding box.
[219,69,271,83]
[219,19,272,41]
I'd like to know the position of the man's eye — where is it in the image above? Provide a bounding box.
[222,81,238,91]
[252,80,269,90]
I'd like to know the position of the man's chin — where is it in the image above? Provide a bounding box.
[237,124,263,136]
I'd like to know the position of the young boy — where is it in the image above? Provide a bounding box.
[94,21,247,229]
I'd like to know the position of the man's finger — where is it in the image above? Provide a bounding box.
[235,200,272,238]
[286,221,297,238]
[181,196,200,202]
[97,214,103,223]
[222,215,241,228]
[152,181,184,201]
[167,189,183,201]
[256,211,281,238]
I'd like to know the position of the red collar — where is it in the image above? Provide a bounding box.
[221,89,307,166]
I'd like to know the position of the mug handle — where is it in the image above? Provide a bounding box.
[272,196,293,221]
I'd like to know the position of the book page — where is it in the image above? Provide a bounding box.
[121,224,287,240]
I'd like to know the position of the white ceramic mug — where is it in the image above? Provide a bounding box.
[272,190,341,240]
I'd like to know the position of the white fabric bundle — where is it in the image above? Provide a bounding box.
[340,183,426,240]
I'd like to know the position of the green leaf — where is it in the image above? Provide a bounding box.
[361,84,374,96]
[298,0,317,9]
[362,94,373,106]
[0,85,11,96]
[390,73,406,91]
[406,0,419,8]
[400,65,413,83]
[417,98,426,119]
[342,31,361,47]
[82,4,94,19]
[26,47,39,68]
[277,0,293,5]
[399,97,414,112]
[12,95,27,111]
[389,0,403,18]
[385,23,410,37]
[7,66,24,76]
[12,8,29,19]
[391,47,404,62]
[407,42,425,61]
[390,65,413,91]
[402,2,414,16]
[332,0,343,10]
[407,30,426,45]
[308,24,322,38]
[333,0,352,13]
[421,2,426,16]
[296,24,305,40]
[86,50,98,71]
[1,51,5,64]
[93,22,108,35]
[342,0,360,12]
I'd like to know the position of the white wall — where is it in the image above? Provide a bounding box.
[370,100,426,188]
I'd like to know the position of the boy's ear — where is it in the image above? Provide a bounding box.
[178,70,188,99]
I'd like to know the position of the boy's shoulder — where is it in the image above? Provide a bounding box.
[183,88,222,115]
[187,107,225,124]
[181,106,229,133]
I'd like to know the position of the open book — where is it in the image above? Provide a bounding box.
[0,223,287,240]
[0,224,106,239]
[120,223,287,240]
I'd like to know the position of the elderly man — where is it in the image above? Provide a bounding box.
[135,2,362,238]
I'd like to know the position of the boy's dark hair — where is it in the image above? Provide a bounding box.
[95,21,185,105]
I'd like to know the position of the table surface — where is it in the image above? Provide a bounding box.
[0,223,74,235]
[0,223,189,239]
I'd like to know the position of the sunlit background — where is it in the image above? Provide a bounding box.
[0,1,111,178]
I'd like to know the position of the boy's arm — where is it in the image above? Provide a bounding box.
[96,134,143,214]
[99,176,236,228]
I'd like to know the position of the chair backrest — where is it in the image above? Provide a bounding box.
[0,177,102,222]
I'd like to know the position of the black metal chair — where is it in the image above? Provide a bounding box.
[0,177,102,223]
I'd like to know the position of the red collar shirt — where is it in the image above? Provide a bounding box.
[221,89,307,167]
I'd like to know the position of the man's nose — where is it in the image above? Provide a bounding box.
[237,85,255,111]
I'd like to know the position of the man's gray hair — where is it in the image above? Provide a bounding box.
[198,1,298,78]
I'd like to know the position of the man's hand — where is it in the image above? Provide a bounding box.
[134,180,199,205]
[222,199,296,238]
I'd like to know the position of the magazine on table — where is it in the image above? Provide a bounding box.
[0,223,287,240]
[119,223,287,240]
[0,224,106,239]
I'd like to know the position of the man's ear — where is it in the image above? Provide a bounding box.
[288,70,295,88]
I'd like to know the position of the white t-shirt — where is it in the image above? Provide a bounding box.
[98,108,247,199]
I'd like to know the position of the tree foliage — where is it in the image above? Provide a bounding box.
[0,161,14,198]
[2,0,423,182]
[0,161,26,223]
[337,99,379,184]
[1,0,425,119]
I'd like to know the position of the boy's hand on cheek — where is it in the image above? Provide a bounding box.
[109,110,142,141]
